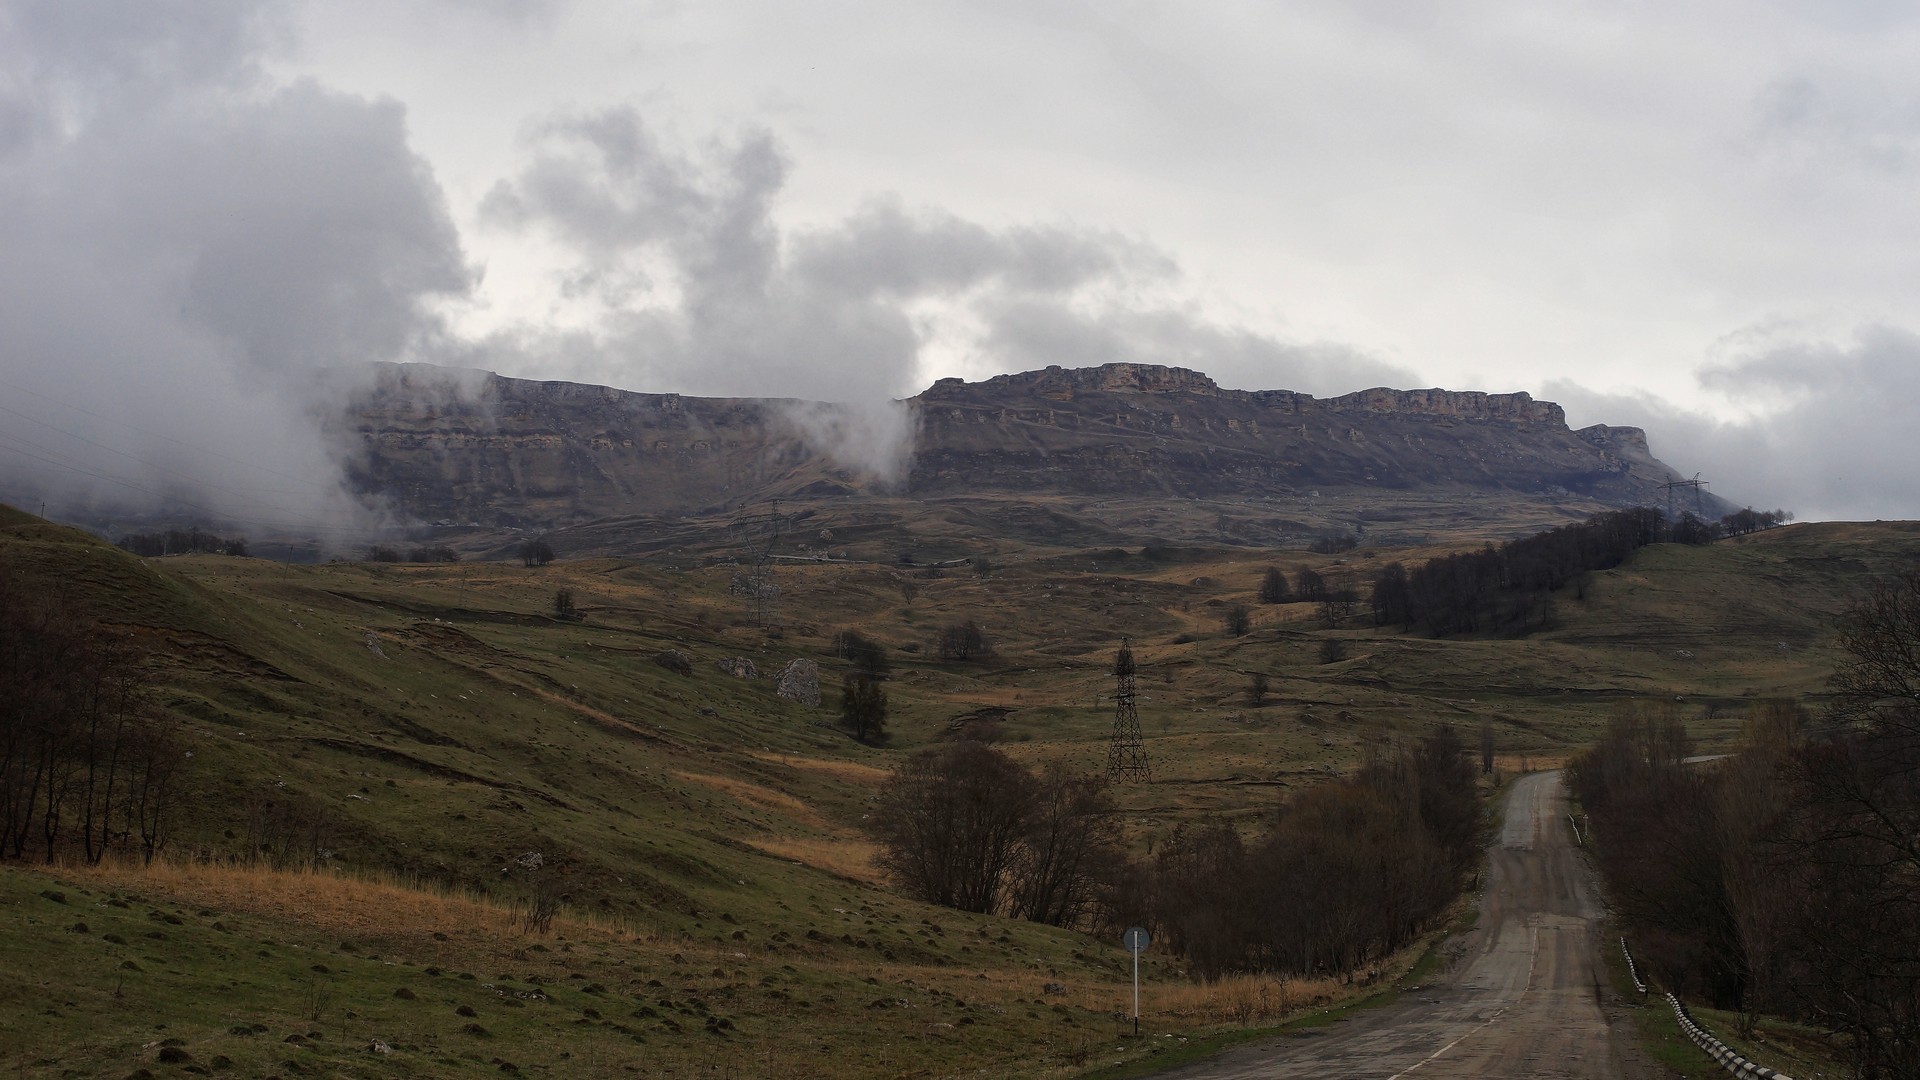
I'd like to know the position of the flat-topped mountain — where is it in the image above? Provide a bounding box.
[343,361,1727,535]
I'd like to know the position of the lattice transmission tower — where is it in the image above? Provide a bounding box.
[1106,638,1150,782]
[729,499,787,629]
[1663,473,1709,521]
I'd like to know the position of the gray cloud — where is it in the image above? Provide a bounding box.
[0,0,469,538]
[475,105,1410,479]
[1547,325,1920,521]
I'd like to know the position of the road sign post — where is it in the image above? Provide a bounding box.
[1122,926,1150,1036]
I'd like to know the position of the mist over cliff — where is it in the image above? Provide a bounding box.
[339,361,1723,538]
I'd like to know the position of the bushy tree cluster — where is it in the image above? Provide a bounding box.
[1308,533,1359,555]
[518,539,555,567]
[1719,507,1792,537]
[870,728,1482,977]
[1129,727,1480,978]
[937,619,992,662]
[869,742,1122,926]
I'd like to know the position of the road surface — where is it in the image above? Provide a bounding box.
[1152,770,1655,1079]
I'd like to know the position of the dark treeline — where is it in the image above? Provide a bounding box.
[0,567,186,866]
[1135,727,1480,978]
[869,727,1481,980]
[1570,571,1920,1079]
[116,528,247,557]
[366,544,460,563]
[1369,506,1791,638]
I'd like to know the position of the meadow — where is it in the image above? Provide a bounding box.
[4,502,1916,1076]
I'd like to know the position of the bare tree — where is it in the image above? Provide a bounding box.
[839,673,888,744]
[518,539,555,567]
[870,743,1035,913]
[937,620,991,662]
[1248,672,1269,707]
[1008,764,1121,928]
[1829,569,1920,734]
[1223,604,1251,637]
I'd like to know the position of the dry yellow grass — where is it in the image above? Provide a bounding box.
[674,769,829,828]
[60,855,656,945]
[67,857,514,939]
[744,834,886,885]
[1150,971,1356,1025]
[747,751,890,785]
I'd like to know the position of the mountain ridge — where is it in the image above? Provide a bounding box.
[341,360,1727,534]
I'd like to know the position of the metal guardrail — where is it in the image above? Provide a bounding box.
[1666,993,1795,1080]
[1620,937,1646,995]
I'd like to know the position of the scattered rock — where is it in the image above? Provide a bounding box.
[775,659,821,706]
[716,656,759,680]
[367,1040,392,1055]
[652,650,694,676]
[1043,982,1067,995]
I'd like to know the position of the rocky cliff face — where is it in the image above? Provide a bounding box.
[344,361,1724,530]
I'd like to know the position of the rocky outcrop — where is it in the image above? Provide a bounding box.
[775,660,821,707]
[342,361,1728,530]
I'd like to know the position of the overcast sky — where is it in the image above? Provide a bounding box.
[3,0,1917,524]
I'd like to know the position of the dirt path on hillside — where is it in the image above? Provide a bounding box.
[1152,771,1658,1079]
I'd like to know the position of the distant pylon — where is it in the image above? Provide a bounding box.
[1662,473,1709,520]
[731,499,786,629]
[1106,638,1150,782]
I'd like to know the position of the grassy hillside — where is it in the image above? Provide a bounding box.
[3,508,1914,1077]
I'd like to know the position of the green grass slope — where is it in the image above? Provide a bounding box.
[3,508,1916,1076]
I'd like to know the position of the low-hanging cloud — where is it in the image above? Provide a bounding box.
[1547,325,1920,522]
[0,0,471,540]
[473,105,1414,481]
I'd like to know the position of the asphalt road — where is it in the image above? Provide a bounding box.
[1151,770,1656,1079]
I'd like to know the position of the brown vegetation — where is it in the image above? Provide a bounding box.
[1571,569,1920,1078]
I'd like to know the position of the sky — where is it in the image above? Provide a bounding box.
[2,0,1917,528]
